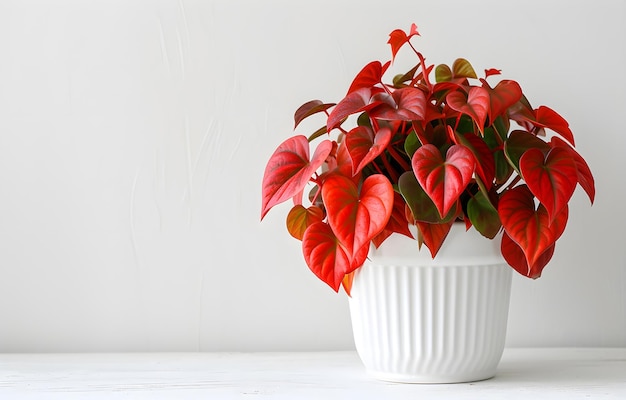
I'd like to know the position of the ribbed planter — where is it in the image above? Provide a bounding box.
[348,223,512,383]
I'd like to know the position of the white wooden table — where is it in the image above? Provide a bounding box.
[1,348,624,399]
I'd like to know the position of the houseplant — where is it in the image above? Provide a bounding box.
[261,24,595,382]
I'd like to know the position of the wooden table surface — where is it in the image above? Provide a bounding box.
[1,348,625,399]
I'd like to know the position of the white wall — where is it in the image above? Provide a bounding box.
[0,0,624,352]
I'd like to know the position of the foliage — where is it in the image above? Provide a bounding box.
[261,24,595,293]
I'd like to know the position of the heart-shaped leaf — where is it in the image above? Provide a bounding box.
[371,87,427,121]
[327,88,383,132]
[287,205,324,240]
[520,147,578,223]
[499,185,568,268]
[398,171,458,223]
[345,126,392,175]
[452,58,477,79]
[446,87,490,132]
[550,137,595,204]
[347,60,391,95]
[482,79,522,122]
[302,222,353,292]
[412,144,475,219]
[416,220,454,258]
[435,64,452,83]
[261,136,333,219]
[501,231,555,279]
[322,174,394,256]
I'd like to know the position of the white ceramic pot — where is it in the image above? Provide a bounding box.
[348,223,512,383]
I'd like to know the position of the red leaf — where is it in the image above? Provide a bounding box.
[412,144,475,219]
[261,136,333,219]
[446,87,490,132]
[455,132,495,189]
[294,100,335,129]
[520,147,578,223]
[347,60,391,95]
[416,220,454,258]
[327,88,383,132]
[370,87,427,121]
[482,79,522,122]
[372,192,414,248]
[484,68,502,78]
[534,106,575,146]
[341,271,355,296]
[286,205,324,240]
[345,126,392,175]
[498,185,568,269]
[550,137,595,204]
[501,231,555,279]
[388,23,420,61]
[302,222,354,292]
[322,174,394,256]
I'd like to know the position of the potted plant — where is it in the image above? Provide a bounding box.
[261,24,595,383]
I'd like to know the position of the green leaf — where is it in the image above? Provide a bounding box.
[404,130,421,159]
[435,64,452,82]
[504,130,551,171]
[398,171,457,223]
[452,58,477,79]
[286,205,324,240]
[467,190,501,239]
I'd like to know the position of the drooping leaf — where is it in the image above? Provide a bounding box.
[416,220,454,258]
[261,136,333,219]
[302,222,354,292]
[501,231,555,279]
[467,190,501,239]
[550,137,595,204]
[534,106,575,146]
[498,185,568,269]
[404,130,421,158]
[519,147,578,223]
[446,87,490,133]
[504,130,551,171]
[370,87,427,121]
[411,144,475,219]
[286,205,324,240]
[347,60,391,95]
[322,174,394,256]
[294,100,336,129]
[482,79,522,123]
[344,126,392,175]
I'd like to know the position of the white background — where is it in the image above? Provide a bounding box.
[0,0,624,352]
